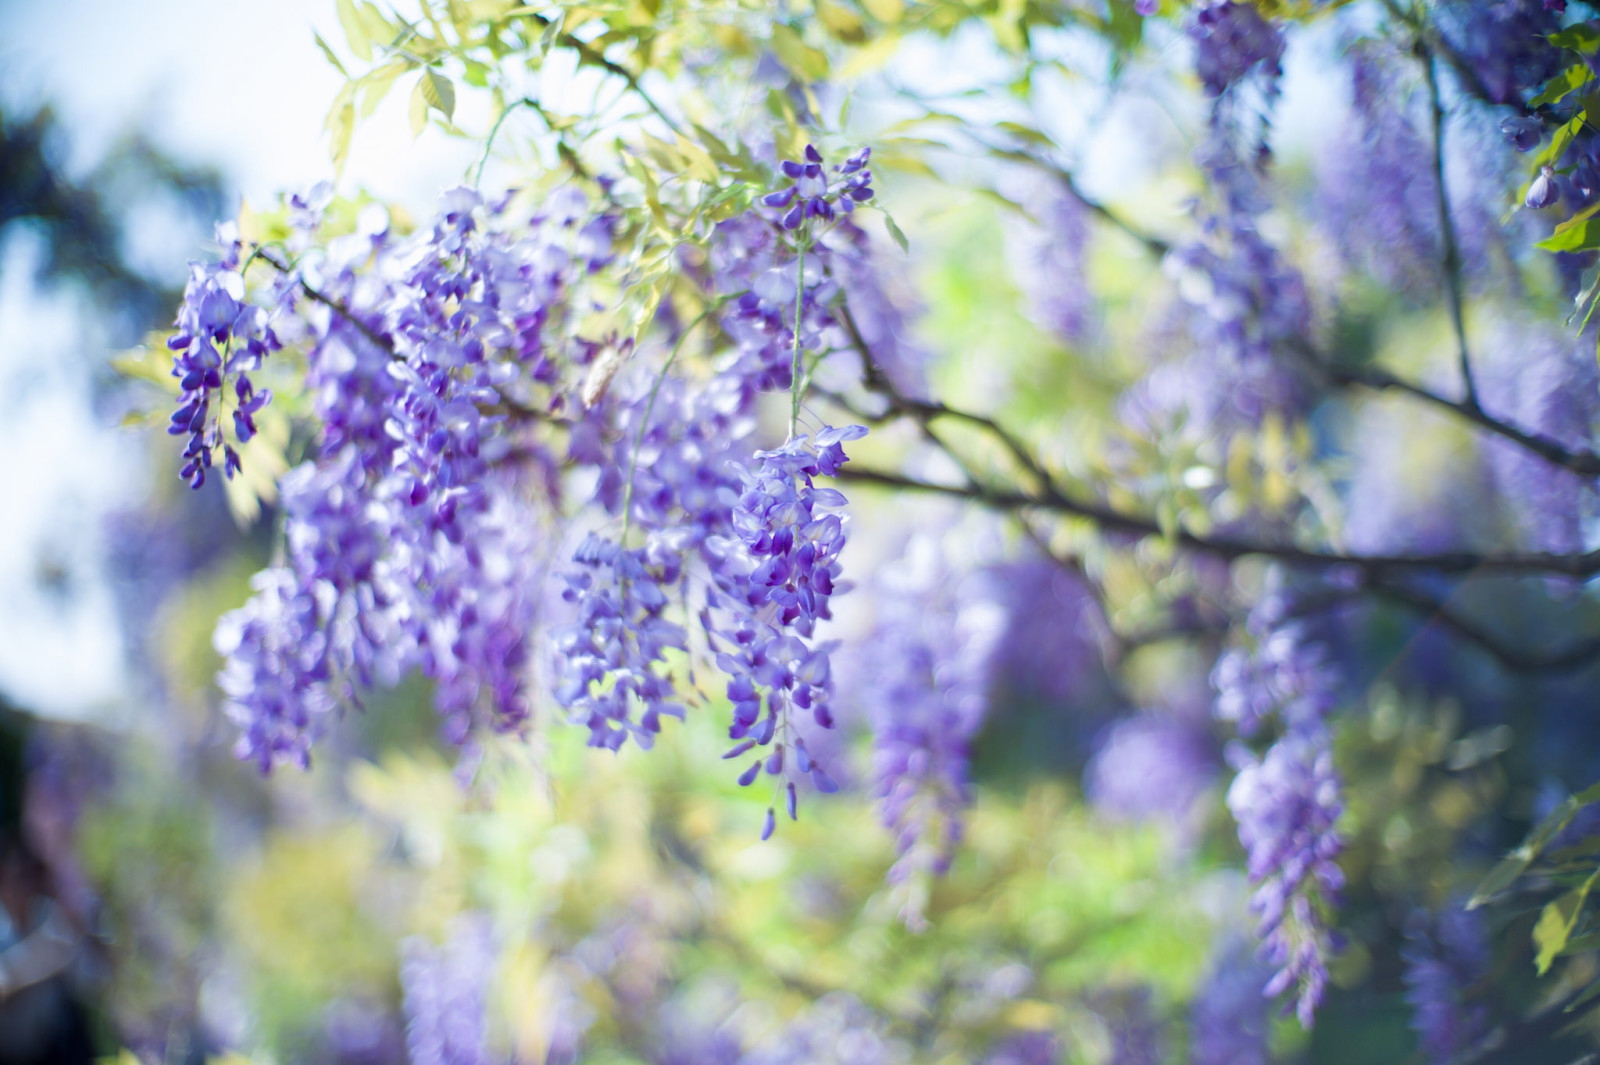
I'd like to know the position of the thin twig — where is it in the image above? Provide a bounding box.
[1422,48,1479,411]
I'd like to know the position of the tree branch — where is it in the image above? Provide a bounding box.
[1292,342,1600,476]
[837,464,1600,578]
[1369,580,1600,674]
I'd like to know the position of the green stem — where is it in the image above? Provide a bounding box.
[474,97,535,188]
[618,302,725,550]
[788,239,809,439]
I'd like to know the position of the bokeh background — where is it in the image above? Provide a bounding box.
[1,1,1596,1063]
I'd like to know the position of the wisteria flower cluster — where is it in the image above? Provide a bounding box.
[1213,581,1345,1025]
[166,225,280,488]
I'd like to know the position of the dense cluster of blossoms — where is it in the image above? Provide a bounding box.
[714,426,865,834]
[1436,0,1564,106]
[1006,177,1094,345]
[1189,942,1276,1065]
[544,147,882,836]
[166,223,280,488]
[213,185,582,767]
[1402,903,1492,1065]
[854,534,1004,925]
[1190,0,1287,101]
[1213,578,1345,1025]
[400,914,499,1065]
[1317,44,1441,293]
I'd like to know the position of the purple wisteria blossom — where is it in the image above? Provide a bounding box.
[1436,0,1564,106]
[1085,711,1217,827]
[1402,903,1492,1064]
[711,426,866,830]
[1226,730,1345,1027]
[1212,591,1338,738]
[400,914,501,1065]
[1006,177,1094,345]
[1213,576,1345,1025]
[763,144,874,229]
[1478,318,1600,555]
[855,534,1005,924]
[1190,1,1286,100]
[1317,44,1441,293]
[1190,942,1275,1065]
[213,186,578,768]
[166,223,279,488]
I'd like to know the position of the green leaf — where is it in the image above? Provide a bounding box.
[359,59,409,118]
[1537,214,1600,254]
[1535,867,1599,975]
[1550,25,1600,52]
[336,0,373,62]
[770,24,829,82]
[326,83,357,175]
[539,11,564,54]
[1535,899,1573,975]
[882,210,909,254]
[313,30,350,77]
[409,78,429,138]
[1531,62,1592,108]
[421,68,457,122]
[1472,781,1600,907]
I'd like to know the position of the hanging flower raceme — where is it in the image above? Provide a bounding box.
[1213,578,1346,1026]
[210,185,589,769]
[167,224,279,488]
[709,426,867,836]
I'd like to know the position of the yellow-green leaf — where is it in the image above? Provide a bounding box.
[817,0,866,42]
[336,0,373,61]
[838,32,900,80]
[674,133,720,184]
[421,68,457,122]
[326,83,357,175]
[881,210,909,254]
[409,78,430,138]
[860,0,904,22]
[313,30,350,76]
[1531,62,1593,109]
[360,59,409,118]
[770,24,829,82]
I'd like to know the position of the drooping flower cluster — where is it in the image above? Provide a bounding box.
[1435,0,1564,106]
[1189,941,1276,1065]
[855,533,1005,925]
[1161,7,1311,435]
[1085,711,1217,828]
[1477,318,1600,555]
[1006,177,1094,345]
[546,148,885,836]
[1213,593,1338,738]
[1190,1,1286,100]
[713,426,866,833]
[400,913,499,1065]
[1317,44,1441,293]
[1226,731,1345,1026]
[1402,902,1492,1064]
[213,186,583,767]
[166,224,279,488]
[1213,577,1345,1025]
